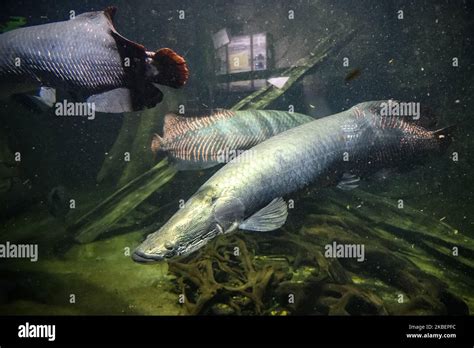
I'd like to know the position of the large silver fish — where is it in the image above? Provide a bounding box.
[0,7,189,113]
[133,100,453,262]
[151,109,314,170]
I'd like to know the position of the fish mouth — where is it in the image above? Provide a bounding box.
[132,250,164,263]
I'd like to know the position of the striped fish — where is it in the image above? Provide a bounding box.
[151,109,314,170]
[0,7,189,113]
[134,100,454,262]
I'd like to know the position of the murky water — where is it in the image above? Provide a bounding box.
[0,0,473,315]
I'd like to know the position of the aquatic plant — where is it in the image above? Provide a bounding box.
[168,189,472,315]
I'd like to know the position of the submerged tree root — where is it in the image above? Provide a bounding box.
[167,189,472,315]
[168,237,284,315]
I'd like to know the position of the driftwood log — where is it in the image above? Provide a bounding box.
[72,28,357,243]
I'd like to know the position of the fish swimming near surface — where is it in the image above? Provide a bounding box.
[151,109,314,170]
[0,6,189,113]
[133,100,454,262]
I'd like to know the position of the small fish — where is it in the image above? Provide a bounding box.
[0,7,189,113]
[133,100,454,262]
[344,68,361,82]
[151,109,314,170]
[46,186,69,219]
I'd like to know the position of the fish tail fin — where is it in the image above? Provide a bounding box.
[151,133,164,154]
[433,125,456,152]
[151,48,189,88]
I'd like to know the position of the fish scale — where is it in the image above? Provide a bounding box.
[0,12,125,93]
[210,113,349,213]
[155,109,314,170]
[213,102,441,216]
[134,100,452,261]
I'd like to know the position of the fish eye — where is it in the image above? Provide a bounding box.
[164,241,175,250]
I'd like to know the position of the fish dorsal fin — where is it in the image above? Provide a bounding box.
[163,113,187,138]
[353,100,394,116]
[73,7,146,54]
[110,30,146,53]
[162,110,236,139]
[239,197,288,232]
[101,7,146,53]
[103,6,117,24]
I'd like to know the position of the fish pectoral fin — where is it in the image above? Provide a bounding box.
[239,197,288,232]
[336,173,360,191]
[87,88,134,113]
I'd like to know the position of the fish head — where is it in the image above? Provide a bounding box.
[133,186,242,262]
[356,100,454,167]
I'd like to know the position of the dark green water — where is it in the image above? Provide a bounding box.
[0,0,473,315]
